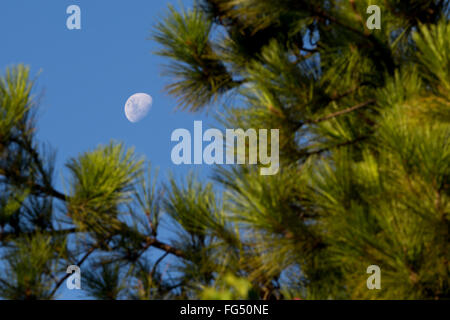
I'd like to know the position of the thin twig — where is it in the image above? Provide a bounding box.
[309,99,376,124]
[151,252,170,279]
[50,244,98,298]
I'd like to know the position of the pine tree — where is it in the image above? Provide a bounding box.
[0,1,449,299]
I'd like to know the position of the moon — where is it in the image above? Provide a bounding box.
[124,93,153,123]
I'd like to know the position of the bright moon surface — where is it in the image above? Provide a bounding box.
[124,93,153,123]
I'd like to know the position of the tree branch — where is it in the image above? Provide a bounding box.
[144,236,185,259]
[7,136,69,201]
[151,252,170,279]
[309,99,376,124]
[1,227,185,260]
[298,135,370,159]
[49,243,98,298]
[32,183,69,201]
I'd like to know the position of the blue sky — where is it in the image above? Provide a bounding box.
[0,0,216,178]
[0,0,220,299]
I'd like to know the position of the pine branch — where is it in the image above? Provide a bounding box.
[32,183,68,201]
[44,231,184,299]
[144,236,185,259]
[313,6,366,37]
[1,226,185,262]
[309,99,376,124]
[312,5,396,73]
[298,135,370,158]
[8,136,69,201]
[292,100,376,131]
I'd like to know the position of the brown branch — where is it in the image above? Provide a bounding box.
[1,225,184,261]
[32,183,68,201]
[118,223,185,260]
[144,236,185,259]
[329,83,369,101]
[350,0,365,27]
[309,99,376,124]
[313,7,366,37]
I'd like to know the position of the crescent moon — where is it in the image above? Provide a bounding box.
[124,93,153,123]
